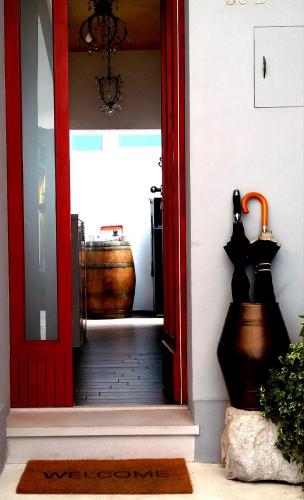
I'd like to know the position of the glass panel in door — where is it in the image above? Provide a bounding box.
[20,0,58,340]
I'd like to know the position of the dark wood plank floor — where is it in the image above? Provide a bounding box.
[74,320,169,405]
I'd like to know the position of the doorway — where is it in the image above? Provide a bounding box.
[68,1,168,405]
[70,130,165,404]
[4,0,187,408]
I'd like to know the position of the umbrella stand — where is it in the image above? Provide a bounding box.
[218,191,290,410]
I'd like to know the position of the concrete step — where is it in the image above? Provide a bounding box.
[7,406,199,463]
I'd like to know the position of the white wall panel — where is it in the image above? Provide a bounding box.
[188,0,304,403]
[255,26,304,108]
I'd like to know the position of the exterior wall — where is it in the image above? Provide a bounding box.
[187,0,304,462]
[69,50,161,130]
[1,0,304,471]
[0,0,10,473]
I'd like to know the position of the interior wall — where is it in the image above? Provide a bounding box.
[69,50,161,130]
[187,0,304,462]
[69,48,162,311]
[70,131,162,311]
[0,0,10,473]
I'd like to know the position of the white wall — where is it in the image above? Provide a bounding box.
[1,0,303,469]
[69,50,161,130]
[0,0,10,473]
[187,0,304,460]
[70,130,162,311]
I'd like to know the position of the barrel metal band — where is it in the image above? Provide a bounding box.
[86,246,131,251]
[86,262,134,269]
[88,310,131,318]
[86,292,134,297]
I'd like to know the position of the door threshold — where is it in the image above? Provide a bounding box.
[7,405,198,437]
[10,404,185,413]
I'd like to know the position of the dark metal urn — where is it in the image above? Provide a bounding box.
[217,303,290,410]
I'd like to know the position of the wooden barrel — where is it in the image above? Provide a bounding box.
[85,241,136,319]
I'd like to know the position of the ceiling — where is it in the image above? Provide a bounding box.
[68,0,161,52]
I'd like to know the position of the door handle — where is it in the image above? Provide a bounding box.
[263,56,267,79]
[150,186,162,194]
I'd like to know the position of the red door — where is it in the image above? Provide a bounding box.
[161,0,187,404]
[5,0,73,407]
[5,0,186,407]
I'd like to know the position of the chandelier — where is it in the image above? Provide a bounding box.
[96,46,123,115]
[79,0,127,115]
[78,0,128,54]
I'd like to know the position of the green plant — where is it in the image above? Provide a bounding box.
[260,315,304,486]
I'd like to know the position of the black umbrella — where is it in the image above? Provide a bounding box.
[224,189,250,302]
[241,192,280,303]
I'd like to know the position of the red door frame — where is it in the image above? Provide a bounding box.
[5,0,73,407]
[4,0,187,407]
[161,0,187,404]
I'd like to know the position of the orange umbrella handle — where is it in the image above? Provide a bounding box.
[241,192,268,231]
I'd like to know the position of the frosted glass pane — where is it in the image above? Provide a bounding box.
[21,0,58,340]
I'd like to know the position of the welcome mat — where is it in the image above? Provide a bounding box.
[16,458,193,494]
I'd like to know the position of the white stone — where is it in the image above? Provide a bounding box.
[221,406,304,484]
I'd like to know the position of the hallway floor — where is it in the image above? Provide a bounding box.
[0,462,302,499]
[74,318,169,406]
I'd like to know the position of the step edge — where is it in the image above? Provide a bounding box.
[7,425,200,437]
[9,405,188,413]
